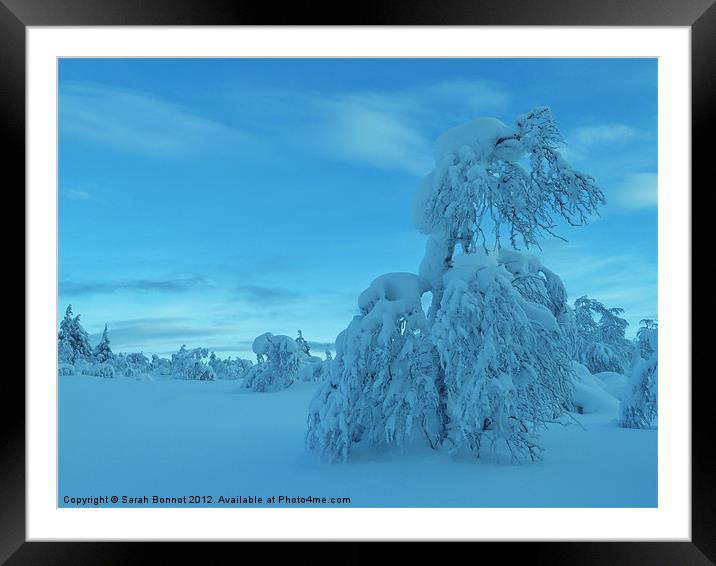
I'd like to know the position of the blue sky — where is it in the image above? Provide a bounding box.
[58,58,657,359]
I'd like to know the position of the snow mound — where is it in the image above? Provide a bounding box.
[498,248,542,278]
[593,371,629,400]
[252,332,297,355]
[451,250,496,271]
[517,298,559,332]
[358,272,428,315]
[571,361,619,415]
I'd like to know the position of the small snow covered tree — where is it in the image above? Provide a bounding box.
[620,325,658,428]
[58,304,92,365]
[208,352,222,377]
[170,345,215,380]
[93,323,114,363]
[150,354,172,376]
[292,330,326,382]
[126,352,150,375]
[207,353,252,380]
[57,305,75,365]
[325,346,333,361]
[58,361,75,376]
[77,322,114,378]
[634,319,658,360]
[573,296,632,374]
[296,330,311,356]
[308,107,601,463]
[81,361,115,378]
[111,351,150,377]
[228,357,253,379]
[243,333,300,392]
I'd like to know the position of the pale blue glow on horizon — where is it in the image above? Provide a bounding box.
[58,58,657,359]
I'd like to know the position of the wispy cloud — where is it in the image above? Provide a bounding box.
[225,79,510,175]
[108,316,187,326]
[305,80,511,175]
[59,82,259,156]
[572,124,636,146]
[610,172,658,209]
[59,276,210,297]
[311,95,430,175]
[560,123,656,214]
[63,188,102,203]
[541,244,657,335]
[60,78,511,174]
[423,79,512,114]
[562,123,641,164]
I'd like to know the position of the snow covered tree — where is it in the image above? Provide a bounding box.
[432,253,574,461]
[620,325,658,428]
[170,345,215,380]
[573,296,632,374]
[413,108,605,324]
[307,273,443,462]
[296,330,311,356]
[634,319,658,360]
[93,323,114,363]
[208,352,222,377]
[243,333,300,392]
[207,353,252,380]
[308,108,599,463]
[81,361,115,378]
[325,346,333,361]
[58,304,92,364]
[57,305,74,364]
[58,341,74,370]
[227,357,253,379]
[110,351,149,377]
[150,354,172,376]
[57,361,75,376]
[126,352,150,375]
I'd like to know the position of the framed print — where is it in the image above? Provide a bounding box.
[5,0,710,562]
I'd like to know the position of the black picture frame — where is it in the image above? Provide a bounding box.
[4,0,709,561]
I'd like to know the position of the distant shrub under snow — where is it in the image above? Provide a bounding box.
[81,362,116,379]
[58,363,75,377]
[171,345,215,381]
[243,333,300,392]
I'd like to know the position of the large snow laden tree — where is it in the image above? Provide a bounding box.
[307,108,605,463]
